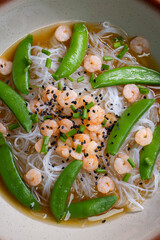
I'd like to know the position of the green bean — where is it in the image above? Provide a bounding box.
[90,66,160,89]
[12,35,33,95]
[50,160,83,222]
[0,81,32,132]
[55,23,88,78]
[107,99,154,155]
[140,124,160,180]
[0,135,41,210]
[67,195,117,219]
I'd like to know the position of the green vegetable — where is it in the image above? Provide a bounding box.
[79,125,85,133]
[82,109,88,119]
[137,85,149,94]
[50,160,83,222]
[73,112,81,118]
[102,64,109,70]
[140,124,160,180]
[40,136,50,154]
[90,66,160,89]
[102,119,107,127]
[90,73,94,82]
[55,23,88,79]
[43,115,52,120]
[76,144,82,153]
[58,82,61,90]
[117,44,128,59]
[0,81,32,132]
[70,105,76,112]
[67,128,77,137]
[107,99,154,155]
[85,101,95,109]
[60,133,67,142]
[41,49,51,56]
[113,42,121,48]
[31,114,39,123]
[103,56,113,61]
[8,122,19,130]
[77,76,85,82]
[58,57,63,62]
[122,173,131,182]
[68,76,75,82]
[0,135,41,210]
[96,168,106,173]
[127,158,136,169]
[45,58,52,68]
[12,35,33,95]
[67,195,117,219]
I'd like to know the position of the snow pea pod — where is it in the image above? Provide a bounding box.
[0,135,41,210]
[140,124,160,180]
[55,23,88,79]
[107,99,154,156]
[90,66,160,89]
[0,81,32,132]
[50,160,83,222]
[67,195,117,219]
[12,34,33,95]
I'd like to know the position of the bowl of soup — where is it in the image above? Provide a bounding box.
[0,0,160,240]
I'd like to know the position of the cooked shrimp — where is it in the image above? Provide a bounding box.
[85,124,102,132]
[114,153,132,174]
[35,138,51,153]
[40,119,59,137]
[29,99,44,114]
[58,119,73,134]
[54,25,72,42]
[76,95,95,108]
[23,169,42,187]
[57,90,77,108]
[97,177,115,194]
[105,113,117,128]
[84,55,102,73]
[123,84,140,103]
[60,107,73,116]
[42,86,59,102]
[57,137,73,148]
[0,59,12,75]
[73,134,90,150]
[56,146,70,158]
[85,141,98,155]
[71,150,84,160]
[97,128,107,142]
[130,36,150,54]
[0,123,7,135]
[83,155,99,171]
[87,105,105,125]
[90,131,100,143]
[72,118,82,127]
[135,128,153,146]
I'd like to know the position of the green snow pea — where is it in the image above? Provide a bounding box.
[0,81,32,132]
[90,66,160,89]
[12,34,33,95]
[55,23,88,79]
[140,124,160,180]
[50,160,83,222]
[107,99,154,156]
[67,195,117,219]
[0,134,41,210]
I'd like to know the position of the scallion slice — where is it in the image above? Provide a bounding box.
[85,102,95,109]
[76,144,82,153]
[127,158,136,169]
[113,42,121,48]
[58,82,61,90]
[79,125,85,133]
[41,49,51,56]
[70,105,76,112]
[43,115,52,120]
[102,64,110,70]
[45,58,52,68]
[68,76,75,82]
[103,56,113,61]
[102,119,107,127]
[67,128,77,137]
[73,112,81,118]
[77,76,85,83]
[31,114,39,123]
[122,173,131,182]
[96,168,106,173]
[8,122,19,130]
[117,44,128,59]
[137,85,149,94]
[40,136,50,154]
[89,73,94,82]
[82,109,88,119]
[60,133,67,142]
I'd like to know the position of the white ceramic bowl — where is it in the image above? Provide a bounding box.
[0,1,160,240]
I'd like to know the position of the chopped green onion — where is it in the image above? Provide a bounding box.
[8,122,19,130]
[31,114,39,123]
[77,76,85,83]
[79,125,85,133]
[41,49,51,56]
[43,115,52,120]
[52,73,59,81]
[76,144,82,153]
[67,128,77,137]
[113,42,121,48]
[137,85,149,94]
[82,109,88,119]
[102,119,107,127]
[58,82,61,90]
[89,73,94,82]
[102,64,110,70]
[60,133,67,142]
[25,57,32,65]
[24,65,31,72]
[40,136,50,154]
[0,133,5,146]
[144,157,152,166]
[45,58,52,68]
[96,168,106,173]
[73,112,81,118]
[70,105,76,112]
[122,173,131,182]
[85,101,95,109]
[112,37,119,42]
[127,158,136,169]
[68,76,75,82]
[58,57,63,62]
[119,36,124,45]
[117,44,128,59]
[103,56,113,61]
